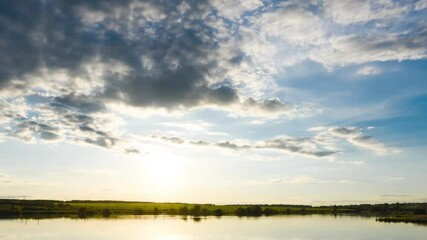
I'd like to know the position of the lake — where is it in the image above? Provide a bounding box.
[1,215,426,240]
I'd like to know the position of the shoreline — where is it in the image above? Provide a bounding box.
[1,199,426,224]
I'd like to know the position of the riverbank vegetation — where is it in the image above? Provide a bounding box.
[0,199,426,224]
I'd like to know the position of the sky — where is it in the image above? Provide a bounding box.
[0,0,427,205]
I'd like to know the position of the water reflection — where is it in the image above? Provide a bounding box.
[1,215,426,240]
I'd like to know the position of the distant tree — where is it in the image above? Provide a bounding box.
[332,205,337,214]
[382,203,390,213]
[201,207,210,216]
[395,202,400,216]
[246,205,262,216]
[214,209,223,216]
[372,206,382,213]
[413,208,426,215]
[235,207,246,216]
[134,207,144,215]
[168,208,177,215]
[0,205,22,217]
[285,208,291,214]
[190,205,201,216]
[263,208,278,216]
[178,206,189,215]
[102,209,112,217]
[300,208,306,215]
[78,207,87,218]
[153,207,159,215]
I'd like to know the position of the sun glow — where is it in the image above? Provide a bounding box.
[146,150,186,187]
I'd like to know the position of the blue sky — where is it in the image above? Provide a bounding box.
[0,0,426,204]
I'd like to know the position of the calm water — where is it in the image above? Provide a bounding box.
[1,215,426,240]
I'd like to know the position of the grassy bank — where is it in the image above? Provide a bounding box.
[376,214,427,225]
[1,199,426,222]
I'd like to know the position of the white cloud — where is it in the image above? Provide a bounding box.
[210,0,264,20]
[384,177,406,182]
[324,0,410,25]
[415,0,427,11]
[271,175,353,184]
[0,96,138,154]
[234,1,427,72]
[357,66,382,75]
[159,120,230,137]
[310,126,400,155]
[160,120,212,132]
[0,1,418,157]
[150,124,399,158]
[311,32,427,67]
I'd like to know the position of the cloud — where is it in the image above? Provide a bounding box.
[150,125,397,158]
[0,195,31,199]
[384,177,406,182]
[1,0,426,100]
[159,136,186,145]
[271,175,353,184]
[329,127,361,137]
[216,141,251,150]
[0,1,309,147]
[152,134,337,159]
[0,1,418,155]
[379,194,411,198]
[159,120,229,136]
[311,126,399,155]
[0,96,137,153]
[256,137,336,158]
[54,94,107,113]
[312,31,427,67]
[0,0,292,114]
[415,0,427,11]
[324,0,410,25]
[348,135,395,155]
[357,66,382,75]
[210,0,264,20]
[238,0,427,71]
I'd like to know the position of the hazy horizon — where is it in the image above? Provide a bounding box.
[1,0,427,206]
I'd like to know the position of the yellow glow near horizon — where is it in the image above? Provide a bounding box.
[146,149,186,188]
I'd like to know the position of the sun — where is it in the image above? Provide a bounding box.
[146,150,184,187]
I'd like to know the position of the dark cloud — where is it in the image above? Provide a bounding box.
[0,0,99,87]
[342,30,427,54]
[1,97,137,152]
[0,0,293,116]
[0,0,296,154]
[257,137,336,158]
[4,120,59,142]
[40,131,61,141]
[330,127,360,136]
[154,135,336,158]
[54,94,107,113]
[160,136,185,144]
[216,141,245,150]
[152,124,395,157]
[189,140,210,146]
[124,148,140,154]
[0,0,247,110]
[328,127,395,154]
[243,97,288,112]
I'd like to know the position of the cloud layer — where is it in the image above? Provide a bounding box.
[1,0,422,153]
[152,126,398,158]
